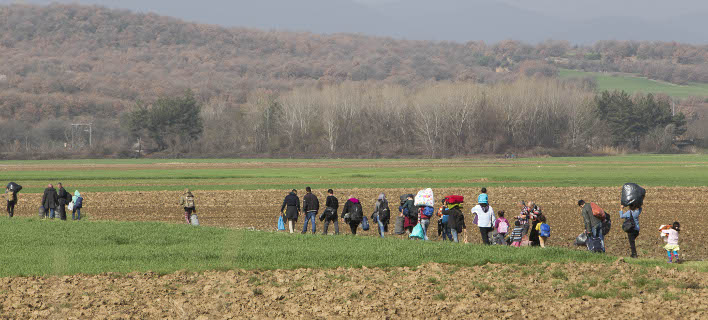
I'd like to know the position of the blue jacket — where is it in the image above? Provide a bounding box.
[619,208,641,231]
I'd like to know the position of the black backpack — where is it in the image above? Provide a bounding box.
[602,213,612,235]
[350,203,363,221]
[7,182,22,193]
[378,201,391,223]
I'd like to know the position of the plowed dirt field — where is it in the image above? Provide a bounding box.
[10,186,708,260]
[1,262,705,319]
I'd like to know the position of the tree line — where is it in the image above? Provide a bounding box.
[115,79,686,158]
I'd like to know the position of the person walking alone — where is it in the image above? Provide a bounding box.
[5,186,17,218]
[180,189,196,224]
[280,189,300,234]
[301,187,319,234]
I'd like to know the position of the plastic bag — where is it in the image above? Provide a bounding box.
[362,216,370,231]
[277,215,286,231]
[67,202,74,212]
[190,214,200,226]
[409,223,425,239]
[621,183,646,207]
[574,233,588,246]
[414,188,435,207]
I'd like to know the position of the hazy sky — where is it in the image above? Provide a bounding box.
[3,0,707,43]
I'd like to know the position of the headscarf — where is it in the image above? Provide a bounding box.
[377,193,386,202]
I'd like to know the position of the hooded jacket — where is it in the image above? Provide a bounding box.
[472,204,496,228]
[581,203,602,232]
[374,193,390,222]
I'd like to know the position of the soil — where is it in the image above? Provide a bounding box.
[12,186,708,260]
[0,262,705,319]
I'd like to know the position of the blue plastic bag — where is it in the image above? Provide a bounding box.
[277,215,286,231]
[409,223,425,239]
[362,216,370,231]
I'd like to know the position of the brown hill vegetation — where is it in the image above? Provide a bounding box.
[0,4,705,157]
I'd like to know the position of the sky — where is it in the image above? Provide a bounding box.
[2,0,707,44]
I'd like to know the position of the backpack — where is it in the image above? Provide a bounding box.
[74,196,83,209]
[349,202,363,221]
[497,219,509,234]
[185,195,195,209]
[420,206,434,219]
[378,202,391,223]
[539,223,551,237]
[601,213,612,235]
[590,202,606,221]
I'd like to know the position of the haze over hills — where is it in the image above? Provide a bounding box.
[2,0,706,43]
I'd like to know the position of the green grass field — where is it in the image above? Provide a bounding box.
[2,218,702,278]
[559,69,708,98]
[1,155,707,192]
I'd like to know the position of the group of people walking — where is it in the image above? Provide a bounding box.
[279,186,678,261]
[39,183,84,220]
[278,187,554,247]
[4,182,83,220]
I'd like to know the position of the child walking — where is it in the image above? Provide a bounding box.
[510,220,524,247]
[661,222,680,263]
[536,215,550,248]
[494,210,509,245]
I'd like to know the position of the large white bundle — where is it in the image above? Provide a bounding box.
[414,188,435,207]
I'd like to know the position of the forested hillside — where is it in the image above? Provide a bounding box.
[0,4,705,158]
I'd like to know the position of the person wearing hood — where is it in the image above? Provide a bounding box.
[341,196,364,235]
[71,190,83,220]
[372,193,390,238]
[280,189,300,233]
[471,199,496,245]
[41,184,58,219]
[179,188,196,224]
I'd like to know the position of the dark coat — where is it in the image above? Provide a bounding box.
[57,187,70,206]
[302,192,320,212]
[581,203,602,232]
[281,192,300,221]
[341,199,363,222]
[41,187,58,209]
[402,199,417,227]
[325,195,339,210]
[447,206,466,233]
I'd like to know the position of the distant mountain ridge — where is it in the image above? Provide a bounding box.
[1,0,706,43]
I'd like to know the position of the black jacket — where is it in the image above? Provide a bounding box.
[280,192,300,212]
[57,187,70,206]
[341,199,363,221]
[302,192,320,212]
[41,187,58,209]
[447,206,466,233]
[325,195,339,210]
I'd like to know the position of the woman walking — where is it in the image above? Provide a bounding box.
[372,193,390,238]
[342,196,364,235]
[620,204,642,258]
[71,190,83,220]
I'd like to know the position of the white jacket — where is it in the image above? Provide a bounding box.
[471,205,496,228]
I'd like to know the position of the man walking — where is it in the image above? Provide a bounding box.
[322,189,339,235]
[301,187,319,234]
[57,183,70,221]
[578,199,604,252]
[41,184,58,219]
